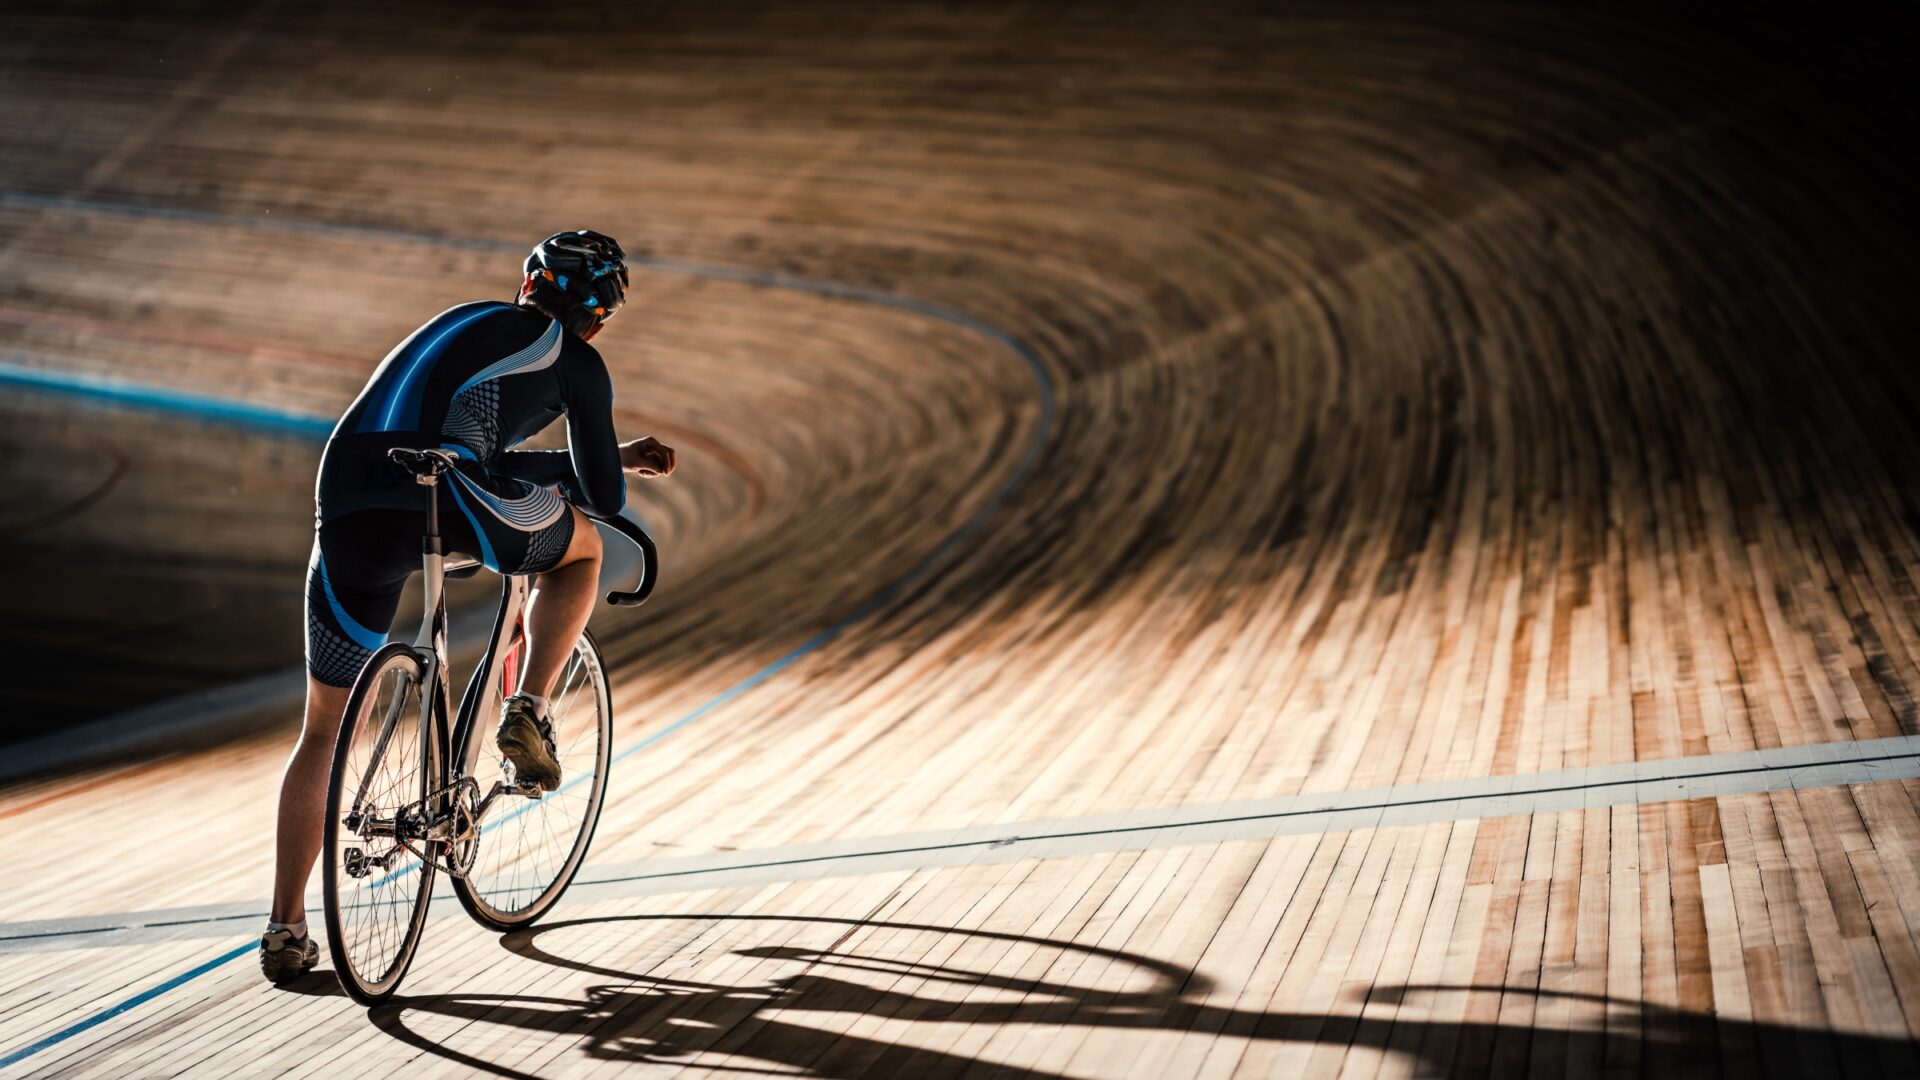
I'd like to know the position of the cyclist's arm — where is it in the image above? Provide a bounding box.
[496,351,627,516]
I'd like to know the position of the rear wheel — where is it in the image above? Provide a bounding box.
[453,628,613,929]
[322,643,442,1004]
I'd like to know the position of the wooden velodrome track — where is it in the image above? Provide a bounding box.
[4,2,1920,1076]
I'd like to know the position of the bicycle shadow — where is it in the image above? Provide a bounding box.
[367,913,1920,1078]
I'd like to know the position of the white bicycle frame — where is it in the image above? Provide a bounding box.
[347,447,655,853]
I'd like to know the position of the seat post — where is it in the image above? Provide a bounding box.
[416,464,449,653]
[423,475,443,556]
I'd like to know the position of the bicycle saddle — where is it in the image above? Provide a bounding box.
[387,446,457,480]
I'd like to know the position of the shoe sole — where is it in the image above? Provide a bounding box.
[498,726,561,792]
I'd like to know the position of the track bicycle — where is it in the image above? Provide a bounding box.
[321,446,657,1005]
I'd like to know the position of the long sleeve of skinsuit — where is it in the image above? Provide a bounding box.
[494,344,627,517]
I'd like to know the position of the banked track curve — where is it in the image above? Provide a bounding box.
[4,4,1920,1075]
[0,198,1056,1071]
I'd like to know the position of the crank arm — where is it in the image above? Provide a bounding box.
[471,777,546,825]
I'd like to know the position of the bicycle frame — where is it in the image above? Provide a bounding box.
[324,446,656,1004]
[423,468,532,847]
[352,447,656,869]
[344,463,464,849]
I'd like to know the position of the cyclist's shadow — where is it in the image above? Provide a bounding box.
[366,913,1919,1079]
[369,912,1193,1078]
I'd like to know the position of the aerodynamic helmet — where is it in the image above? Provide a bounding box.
[521,229,630,337]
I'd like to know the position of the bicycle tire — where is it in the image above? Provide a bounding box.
[453,628,613,930]
[322,642,443,1004]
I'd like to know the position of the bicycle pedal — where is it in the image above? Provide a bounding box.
[500,760,544,798]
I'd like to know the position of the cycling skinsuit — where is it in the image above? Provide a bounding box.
[305,301,627,687]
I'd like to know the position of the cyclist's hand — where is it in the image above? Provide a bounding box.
[620,436,676,477]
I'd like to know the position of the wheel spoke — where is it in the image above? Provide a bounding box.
[326,652,436,998]
[463,635,609,923]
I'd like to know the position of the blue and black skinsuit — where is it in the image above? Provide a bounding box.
[306,301,625,687]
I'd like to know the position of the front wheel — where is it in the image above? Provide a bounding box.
[453,628,613,930]
[322,642,442,1005]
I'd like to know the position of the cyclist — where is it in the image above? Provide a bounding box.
[261,230,677,983]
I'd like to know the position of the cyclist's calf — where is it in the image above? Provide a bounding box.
[520,505,603,702]
[269,675,354,925]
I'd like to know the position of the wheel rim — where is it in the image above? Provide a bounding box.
[465,638,609,921]
[330,655,436,993]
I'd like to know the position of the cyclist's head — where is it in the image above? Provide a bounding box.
[517,230,630,341]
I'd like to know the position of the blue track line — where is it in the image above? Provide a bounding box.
[0,941,256,1069]
[0,361,335,438]
[0,190,1055,1069]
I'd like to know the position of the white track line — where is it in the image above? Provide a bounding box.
[8,733,1914,956]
